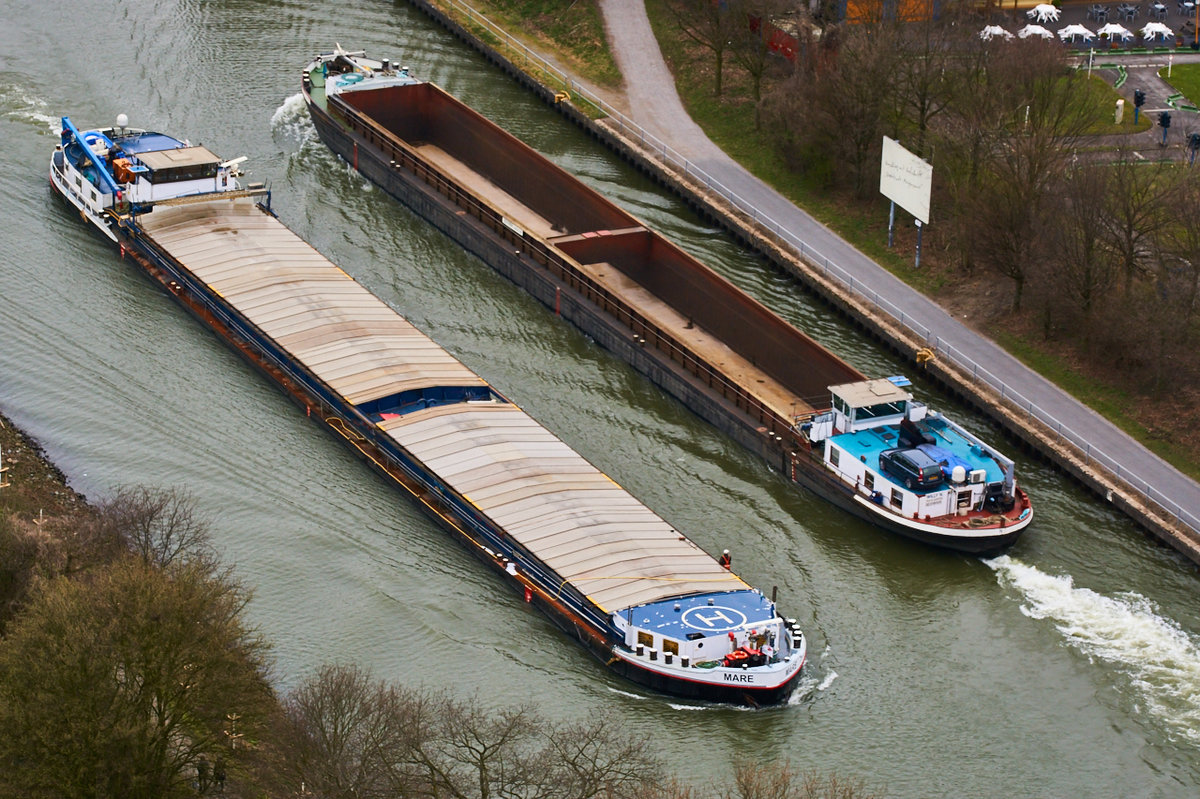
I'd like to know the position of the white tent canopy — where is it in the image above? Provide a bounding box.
[1141,21,1174,40]
[1058,24,1095,41]
[1027,3,1061,22]
[980,25,1013,40]
[1097,22,1135,40]
[1018,24,1055,39]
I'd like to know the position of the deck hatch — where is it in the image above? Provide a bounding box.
[358,385,501,421]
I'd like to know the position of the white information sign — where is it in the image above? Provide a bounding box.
[880,137,932,224]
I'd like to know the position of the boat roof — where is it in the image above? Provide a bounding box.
[136,198,746,614]
[136,145,221,171]
[830,417,1006,484]
[112,131,187,154]
[630,590,776,642]
[314,51,423,96]
[829,378,911,409]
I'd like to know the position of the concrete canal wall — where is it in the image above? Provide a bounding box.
[403,0,1200,565]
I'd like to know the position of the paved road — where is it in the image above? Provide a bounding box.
[597,0,1200,534]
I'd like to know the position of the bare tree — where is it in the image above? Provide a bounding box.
[727,0,793,108]
[762,21,902,197]
[1100,148,1175,297]
[1161,166,1200,334]
[1123,165,1200,393]
[965,40,1094,310]
[935,36,1033,273]
[1043,164,1120,347]
[97,485,217,571]
[893,13,970,159]
[282,669,669,799]
[539,714,666,798]
[664,0,742,96]
[717,757,884,799]
[281,663,420,798]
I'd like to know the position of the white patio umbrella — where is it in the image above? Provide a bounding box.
[1018,24,1055,39]
[1027,3,1061,22]
[1097,22,1135,41]
[1141,21,1175,40]
[1058,24,1095,42]
[980,25,1013,40]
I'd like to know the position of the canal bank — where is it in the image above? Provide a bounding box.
[404,0,1200,566]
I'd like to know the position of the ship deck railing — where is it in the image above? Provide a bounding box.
[141,185,271,210]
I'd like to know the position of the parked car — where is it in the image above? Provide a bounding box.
[880,447,945,490]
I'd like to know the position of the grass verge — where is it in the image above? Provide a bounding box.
[1159,62,1200,111]
[435,0,620,93]
[988,330,1200,479]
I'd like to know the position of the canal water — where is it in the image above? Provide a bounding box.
[2,1,1198,795]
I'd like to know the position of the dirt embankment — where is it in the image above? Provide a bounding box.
[0,412,91,524]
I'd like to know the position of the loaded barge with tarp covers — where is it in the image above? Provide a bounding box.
[50,113,808,705]
[301,49,1032,554]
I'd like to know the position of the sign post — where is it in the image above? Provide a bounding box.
[879,137,933,267]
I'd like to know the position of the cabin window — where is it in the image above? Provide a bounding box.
[829,447,839,467]
[148,162,220,184]
[863,472,874,492]
[663,639,679,655]
[637,631,654,648]
[856,400,906,421]
[890,487,903,510]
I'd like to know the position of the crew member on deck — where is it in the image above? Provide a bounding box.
[719,549,731,569]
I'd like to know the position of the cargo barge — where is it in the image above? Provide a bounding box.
[301,49,1032,554]
[50,113,808,705]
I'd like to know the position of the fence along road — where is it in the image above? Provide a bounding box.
[425,0,1200,558]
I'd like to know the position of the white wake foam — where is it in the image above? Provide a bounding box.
[987,555,1200,746]
[270,92,311,145]
[1,86,61,134]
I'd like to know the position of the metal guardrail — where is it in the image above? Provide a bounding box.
[434,0,1200,544]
